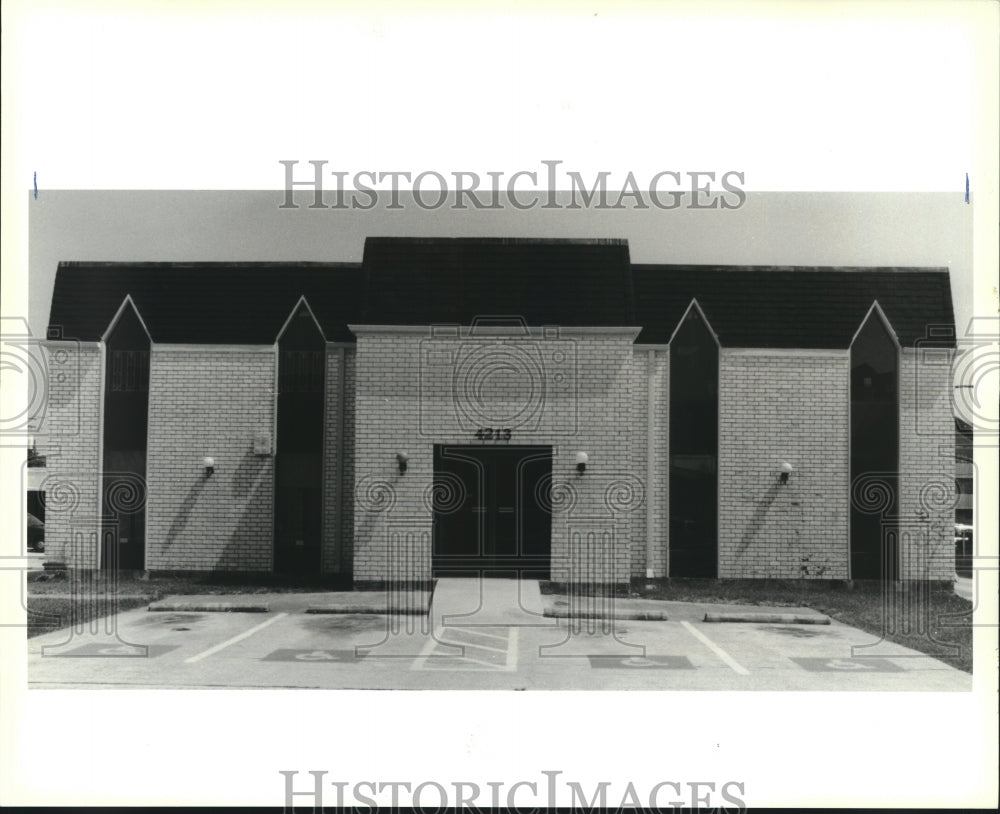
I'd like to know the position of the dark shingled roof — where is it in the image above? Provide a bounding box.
[360,237,634,327]
[632,265,955,348]
[48,262,363,344]
[47,240,955,348]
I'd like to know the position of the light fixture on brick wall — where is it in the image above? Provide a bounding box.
[780,462,794,483]
[397,451,409,474]
[575,451,589,476]
[203,456,215,477]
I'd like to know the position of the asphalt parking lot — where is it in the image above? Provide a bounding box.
[27,579,971,691]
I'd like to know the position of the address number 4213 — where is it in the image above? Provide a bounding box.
[475,428,512,441]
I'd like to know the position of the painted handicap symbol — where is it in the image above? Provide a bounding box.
[792,655,904,673]
[263,647,363,664]
[295,651,338,661]
[99,645,142,656]
[42,642,170,658]
[262,648,359,662]
[825,659,874,671]
[588,655,694,670]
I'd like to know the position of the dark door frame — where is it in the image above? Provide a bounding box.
[431,444,552,577]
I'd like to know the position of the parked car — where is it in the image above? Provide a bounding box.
[955,523,973,578]
[27,512,44,552]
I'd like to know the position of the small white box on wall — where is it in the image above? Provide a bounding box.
[253,432,272,455]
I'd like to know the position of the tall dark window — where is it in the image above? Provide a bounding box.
[101,301,150,570]
[669,305,718,578]
[850,309,899,580]
[274,304,325,574]
[109,349,150,392]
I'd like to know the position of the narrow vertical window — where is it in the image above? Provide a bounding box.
[669,303,719,578]
[101,299,150,571]
[850,307,900,580]
[275,301,326,574]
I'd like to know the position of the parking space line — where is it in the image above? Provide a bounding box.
[437,651,504,668]
[454,628,508,643]
[410,626,446,671]
[411,625,519,672]
[184,613,288,664]
[680,621,749,675]
[443,633,508,653]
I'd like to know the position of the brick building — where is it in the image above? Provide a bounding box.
[37,238,959,585]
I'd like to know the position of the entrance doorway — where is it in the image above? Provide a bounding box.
[431,445,551,578]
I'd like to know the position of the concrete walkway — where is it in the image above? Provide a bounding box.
[432,577,552,627]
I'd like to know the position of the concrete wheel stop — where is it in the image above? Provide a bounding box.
[703,611,830,624]
[544,608,669,621]
[148,601,269,613]
[305,604,428,615]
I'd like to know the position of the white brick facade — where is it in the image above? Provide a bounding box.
[628,347,669,578]
[39,292,957,585]
[350,326,640,585]
[145,346,275,571]
[718,350,851,579]
[898,348,957,581]
[321,345,355,574]
[37,343,103,569]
